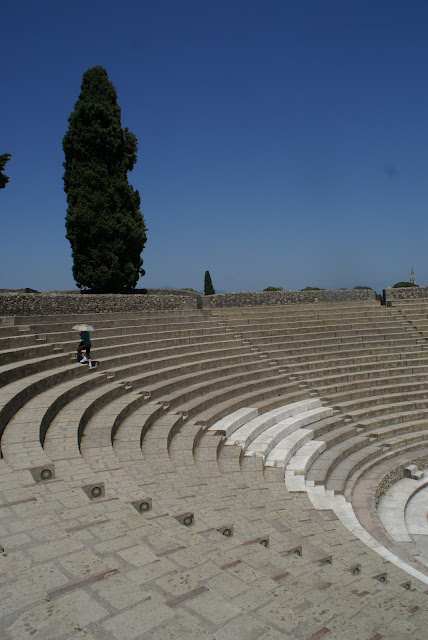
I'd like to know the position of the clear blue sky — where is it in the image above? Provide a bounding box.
[1,0,428,293]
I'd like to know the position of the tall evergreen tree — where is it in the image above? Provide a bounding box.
[204,270,215,295]
[0,154,11,189]
[63,66,147,292]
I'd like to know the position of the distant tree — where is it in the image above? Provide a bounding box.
[392,282,419,288]
[263,286,283,291]
[182,288,198,293]
[63,66,147,292]
[204,271,215,295]
[300,286,325,291]
[353,286,372,290]
[0,153,11,189]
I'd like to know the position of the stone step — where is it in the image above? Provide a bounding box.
[0,326,250,367]
[312,370,428,396]
[335,388,428,415]
[344,442,428,503]
[207,407,259,437]
[311,428,428,491]
[305,434,368,484]
[378,476,428,543]
[138,359,280,401]
[0,319,226,351]
[326,381,428,407]
[282,352,428,375]
[264,428,315,468]
[193,387,310,430]
[0,362,98,454]
[171,374,294,424]
[245,406,334,459]
[364,419,428,442]
[286,439,327,474]
[324,444,384,495]
[225,398,322,447]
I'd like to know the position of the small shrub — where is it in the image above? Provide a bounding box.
[392,282,419,288]
[300,286,325,291]
[263,286,283,291]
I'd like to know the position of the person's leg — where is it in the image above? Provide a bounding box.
[77,342,85,362]
[80,344,88,363]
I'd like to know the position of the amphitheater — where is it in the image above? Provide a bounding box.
[1,288,428,640]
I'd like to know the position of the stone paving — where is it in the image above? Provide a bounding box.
[0,302,428,639]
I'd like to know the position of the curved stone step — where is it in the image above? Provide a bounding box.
[207,407,259,437]
[378,477,428,543]
[245,406,334,459]
[286,439,327,474]
[265,428,314,468]
[226,398,321,447]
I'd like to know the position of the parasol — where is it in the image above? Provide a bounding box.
[72,324,95,332]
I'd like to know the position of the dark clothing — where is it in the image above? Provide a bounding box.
[77,342,91,361]
[80,331,91,346]
[77,330,91,361]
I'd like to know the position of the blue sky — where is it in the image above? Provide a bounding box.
[1,0,428,293]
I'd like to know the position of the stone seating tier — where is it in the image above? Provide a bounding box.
[1,302,428,638]
[0,323,247,367]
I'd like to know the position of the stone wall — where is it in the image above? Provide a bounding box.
[202,289,376,308]
[375,453,428,505]
[0,292,197,316]
[386,286,428,300]
[0,288,377,317]
[145,288,200,298]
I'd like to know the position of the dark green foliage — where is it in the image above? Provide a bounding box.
[300,286,325,291]
[0,154,11,189]
[182,288,198,292]
[353,286,372,290]
[204,271,215,295]
[63,67,147,292]
[263,286,283,291]
[392,282,419,288]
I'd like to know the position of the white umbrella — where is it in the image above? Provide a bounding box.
[72,324,95,332]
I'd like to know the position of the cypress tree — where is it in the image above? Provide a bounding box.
[63,66,147,292]
[0,154,11,189]
[204,270,215,295]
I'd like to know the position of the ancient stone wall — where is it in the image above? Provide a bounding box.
[0,292,197,316]
[202,289,376,308]
[386,286,428,300]
[0,288,378,316]
[375,453,428,505]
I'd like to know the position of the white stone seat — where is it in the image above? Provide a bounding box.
[207,406,258,437]
[225,398,321,447]
[286,438,327,474]
[264,427,315,467]
[245,406,333,459]
[378,477,428,543]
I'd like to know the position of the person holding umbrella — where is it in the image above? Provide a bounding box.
[73,324,94,368]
